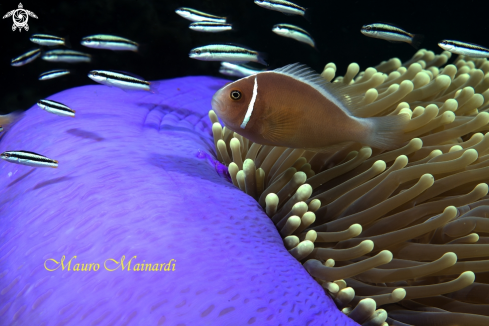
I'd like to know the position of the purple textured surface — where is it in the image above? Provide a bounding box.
[0,76,359,326]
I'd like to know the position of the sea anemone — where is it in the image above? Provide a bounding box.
[211,49,489,326]
[0,76,360,325]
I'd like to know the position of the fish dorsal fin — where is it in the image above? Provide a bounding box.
[273,63,354,115]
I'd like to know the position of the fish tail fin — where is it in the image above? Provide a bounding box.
[411,34,424,49]
[257,51,268,66]
[63,35,72,48]
[148,81,160,94]
[304,8,312,23]
[362,114,409,150]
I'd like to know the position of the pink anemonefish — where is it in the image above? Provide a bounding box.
[211,63,409,151]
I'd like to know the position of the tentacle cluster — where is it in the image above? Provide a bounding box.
[210,49,489,326]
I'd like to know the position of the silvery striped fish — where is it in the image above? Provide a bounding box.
[88,70,151,91]
[37,99,75,117]
[11,48,41,66]
[39,69,71,81]
[361,23,424,49]
[81,34,139,52]
[42,50,92,63]
[438,40,489,58]
[189,45,267,66]
[219,62,265,78]
[175,7,226,22]
[189,22,232,33]
[30,34,66,47]
[1,150,59,168]
[272,24,315,48]
[254,0,309,18]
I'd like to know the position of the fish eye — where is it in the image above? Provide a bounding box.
[365,26,371,30]
[195,49,201,55]
[230,90,242,100]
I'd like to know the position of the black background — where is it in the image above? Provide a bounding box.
[0,0,488,115]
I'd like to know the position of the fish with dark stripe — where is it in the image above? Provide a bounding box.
[189,44,267,66]
[11,48,41,66]
[1,150,59,168]
[37,99,75,117]
[438,40,489,58]
[254,0,309,18]
[272,24,315,48]
[30,34,66,47]
[39,69,71,81]
[189,22,232,33]
[175,7,226,22]
[42,50,92,63]
[361,23,424,49]
[219,62,265,78]
[88,70,152,91]
[81,34,139,52]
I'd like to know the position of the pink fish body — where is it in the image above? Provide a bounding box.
[212,63,407,151]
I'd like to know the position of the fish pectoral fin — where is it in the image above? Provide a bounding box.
[260,108,297,143]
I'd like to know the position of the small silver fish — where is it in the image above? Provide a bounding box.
[88,70,151,91]
[189,22,232,33]
[1,150,58,168]
[37,99,75,117]
[11,48,41,66]
[42,50,92,63]
[189,45,267,66]
[254,0,308,17]
[39,69,71,81]
[361,23,424,49]
[81,34,139,52]
[272,24,315,48]
[175,7,226,22]
[30,34,66,47]
[219,62,265,78]
[438,40,489,58]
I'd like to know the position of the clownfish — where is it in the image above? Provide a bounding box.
[211,63,408,151]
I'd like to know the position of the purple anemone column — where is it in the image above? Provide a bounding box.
[0,76,359,326]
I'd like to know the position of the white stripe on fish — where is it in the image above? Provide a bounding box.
[241,76,259,128]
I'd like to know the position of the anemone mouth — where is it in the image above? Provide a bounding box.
[211,49,489,325]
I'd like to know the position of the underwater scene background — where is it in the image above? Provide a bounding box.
[2,0,488,114]
[2,0,489,325]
